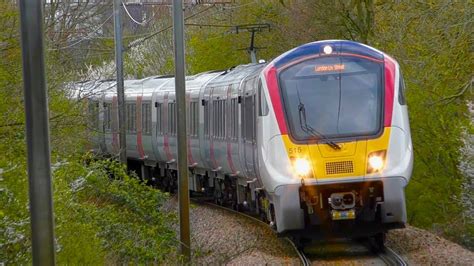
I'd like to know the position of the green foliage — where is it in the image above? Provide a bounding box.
[372,0,473,247]
[0,1,177,263]
[1,156,177,264]
[188,31,249,73]
[57,157,177,263]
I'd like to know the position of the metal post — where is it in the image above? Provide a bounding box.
[113,0,127,163]
[172,0,191,260]
[249,30,257,63]
[18,1,56,265]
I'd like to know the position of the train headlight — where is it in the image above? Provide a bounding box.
[323,45,333,55]
[367,150,387,174]
[293,158,312,177]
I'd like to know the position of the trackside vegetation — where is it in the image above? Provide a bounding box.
[0,1,178,263]
[1,156,177,264]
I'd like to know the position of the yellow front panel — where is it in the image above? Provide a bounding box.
[281,128,391,179]
[310,141,367,178]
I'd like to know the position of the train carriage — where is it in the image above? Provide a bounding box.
[82,40,413,247]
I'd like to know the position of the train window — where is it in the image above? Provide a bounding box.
[213,100,217,138]
[204,101,210,136]
[189,102,198,137]
[258,80,269,116]
[242,95,255,141]
[213,99,226,139]
[220,99,226,139]
[156,103,162,135]
[168,102,177,135]
[104,102,112,132]
[126,103,136,133]
[142,102,151,135]
[398,71,407,105]
[88,101,99,130]
[219,100,223,138]
[213,100,218,138]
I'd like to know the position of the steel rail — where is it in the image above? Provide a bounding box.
[377,246,408,266]
[363,238,408,266]
[285,238,311,266]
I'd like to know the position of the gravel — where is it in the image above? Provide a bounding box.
[163,196,299,264]
[164,197,474,265]
[387,225,474,265]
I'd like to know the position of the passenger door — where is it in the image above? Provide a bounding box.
[241,77,258,179]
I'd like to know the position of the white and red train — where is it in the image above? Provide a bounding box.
[82,40,413,246]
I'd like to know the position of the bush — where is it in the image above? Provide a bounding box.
[1,156,177,264]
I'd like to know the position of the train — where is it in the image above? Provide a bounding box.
[80,40,413,248]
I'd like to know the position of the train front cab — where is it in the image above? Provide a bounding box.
[258,41,413,242]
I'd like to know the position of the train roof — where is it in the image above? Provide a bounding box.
[207,63,266,87]
[70,62,266,100]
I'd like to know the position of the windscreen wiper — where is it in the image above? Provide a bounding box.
[298,102,341,150]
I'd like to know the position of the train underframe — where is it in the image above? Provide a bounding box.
[289,180,405,249]
[127,159,404,250]
[127,159,268,217]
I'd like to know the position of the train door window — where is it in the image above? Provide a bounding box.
[142,102,151,135]
[204,100,210,137]
[258,80,269,116]
[168,102,176,135]
[242,95,255,141]
[189,101,198,137]
[172,102,177,135]
[167,102,172,135]
[126,103,136,133]
[230,98,238,141]
[219,100,223,138]
[156,103,162,135]
[214,99,226,139]
[104,102,112,132]
[214,100,218,138]
[221,100,226,139]
[216,100,220,138]
[88,101,99,130]
[217,100,221,138]
[220,100,224,138]
[398,71,407,105]
[212,100,218,138]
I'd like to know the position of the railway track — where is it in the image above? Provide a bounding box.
[192,199,407,266]
[301,239,408,266]
[377,246,408,266]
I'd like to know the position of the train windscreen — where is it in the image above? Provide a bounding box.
[279,56,383,141]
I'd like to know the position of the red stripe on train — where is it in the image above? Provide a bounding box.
[227,142,236,174]
[112,96,119,154]
[163,94,173,161]
[210,138,218,169]
[186,93,195,165]
[263,65,288,134]
[136,96,145,159]
[384,56,396,127]
[226,86,236,174]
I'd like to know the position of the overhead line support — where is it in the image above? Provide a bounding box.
[172,0,191,261]
[113,0,127,163]
[18,0,56,264]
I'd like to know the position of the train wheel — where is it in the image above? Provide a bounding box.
[373,232,386,251]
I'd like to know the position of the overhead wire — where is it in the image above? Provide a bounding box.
[122,1,150,26]
[219,0,258,10]
[126,4,216,51]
